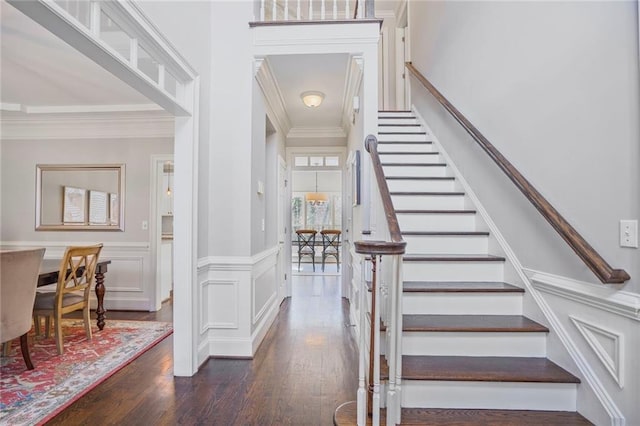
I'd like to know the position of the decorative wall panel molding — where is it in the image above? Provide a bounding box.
[570,316,625,388]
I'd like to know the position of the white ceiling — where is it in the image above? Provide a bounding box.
[0,0,398,140]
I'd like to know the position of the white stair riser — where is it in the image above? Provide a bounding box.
[378,125,424,133]
[403,293,523,315]
[391,195,465,210]
[378,118,418,125]
[398,214,476,232]
[378,143,435,153]
[400,332,547,357]
[403,261,504,281]
[403,235,488,255]
[379,111,415,118]
[387,179,455,192]
[384,166,448,178]
[380,154,442,164]
[400,381,577,411]
[378,133,429,142]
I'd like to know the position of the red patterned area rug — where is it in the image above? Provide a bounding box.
[0,319,173,425]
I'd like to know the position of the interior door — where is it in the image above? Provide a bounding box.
[277,156,289,301]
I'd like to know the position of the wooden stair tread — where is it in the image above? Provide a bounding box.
[382,356,580,383]
[334,402,593,425]
[379,131,427,135]
[391,191,464,196]
[403,281,524,293]
[378,123,422,127]
[395,209,475,213]
[400,315,548,332]
[403,254,505,262]
[379,151,440,155]
[386,177,456,181]
[378,141,432,144]
[402,231,489,236]
[382,163,447,167]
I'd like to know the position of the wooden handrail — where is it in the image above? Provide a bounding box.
[405,62,630,284]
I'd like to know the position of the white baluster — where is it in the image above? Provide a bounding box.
[357,0,363,18]
[394,258,404,425]
[357,257,367,426]
[260,0,265,21]
[284,0,289,20]
[345,0,350,19]
[333,0,337,20]
[297,0,301,20]
[308,0,313,20]
[386,255,399,425]
[373,255,381,426]
[272,0,277,20]
[89,1,100,36]
[321,0,326,19]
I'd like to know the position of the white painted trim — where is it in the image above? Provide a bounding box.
[0,112,174,140]
[1,104,163,114]
[197,246,281,272]
[208,337,253,358]
[287,126,346,138]
[251,293,279,354]
[200,279,240,331]
[340,55,364,130]
[412,106,625,426]
[526,269,640,322]
[150,154,174,311]
[255,57,292,136]
[570,316,625,389]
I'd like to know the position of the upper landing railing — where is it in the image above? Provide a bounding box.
[257,0,374,22]
[406,62,630,284]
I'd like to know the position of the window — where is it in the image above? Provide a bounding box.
[291,193,341,233]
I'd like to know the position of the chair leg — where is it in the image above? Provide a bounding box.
[322,253,325,272]
[312,251,315,272]
[20,333,34,370]
[45,316,52,338]
[33,315,40,336]
[298,254,301,272]
[54,316,64,355]
[337,251,340,272]
[83,306,92,340]
[2,341,10,356]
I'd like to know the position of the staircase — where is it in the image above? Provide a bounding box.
[334,111,592,425]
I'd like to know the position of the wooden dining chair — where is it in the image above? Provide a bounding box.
[320,230,341,272]
[0,248,46,370]
[33,244,103,355]
[296,229,317,272]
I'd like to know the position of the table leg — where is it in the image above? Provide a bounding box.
[95,270,106,330]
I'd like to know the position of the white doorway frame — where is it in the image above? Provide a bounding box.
[150,154,174,311]
[286,146,347,296]
[9,0,201,376]
[277,155,289,303]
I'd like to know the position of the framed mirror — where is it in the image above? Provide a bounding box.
[35,164,125,231]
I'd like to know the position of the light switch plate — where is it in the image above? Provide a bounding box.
[620,220,638,248]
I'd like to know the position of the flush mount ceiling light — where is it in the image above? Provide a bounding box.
[301,91,325,108]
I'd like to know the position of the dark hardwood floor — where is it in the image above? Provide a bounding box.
[48,274,358,425]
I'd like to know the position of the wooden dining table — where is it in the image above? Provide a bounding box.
[38,259,112,330]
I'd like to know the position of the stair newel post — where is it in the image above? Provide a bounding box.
[369,254,381,425]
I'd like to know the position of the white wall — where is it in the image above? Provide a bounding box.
[408,1,640,424]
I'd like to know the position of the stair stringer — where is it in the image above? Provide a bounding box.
[411,106,624,426]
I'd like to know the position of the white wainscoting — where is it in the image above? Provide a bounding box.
[197,246,280,361]
[0,241,153,311]
[527,269,640,426]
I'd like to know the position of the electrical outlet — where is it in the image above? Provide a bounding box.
[620,220,638,248]
[142,220,148,230]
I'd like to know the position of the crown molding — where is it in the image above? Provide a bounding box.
[341,55,364,130]
[255,57,292,136]
[1,103,164,114]
[0,111,174,140]
[287,126,346,139]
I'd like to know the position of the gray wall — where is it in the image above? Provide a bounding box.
[409,0,640,292]
[0,138,173,242]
